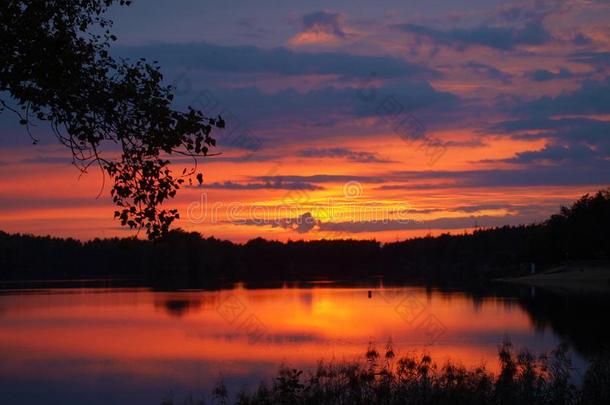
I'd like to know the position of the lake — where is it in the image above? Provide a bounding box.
[0,281,606,404]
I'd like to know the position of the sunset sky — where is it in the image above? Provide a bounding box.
[1,0,610,241]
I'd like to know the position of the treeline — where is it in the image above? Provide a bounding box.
[1,189,609,285]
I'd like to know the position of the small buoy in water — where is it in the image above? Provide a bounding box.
[368,290,372,299]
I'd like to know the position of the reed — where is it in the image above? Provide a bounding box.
[169,339,609,405]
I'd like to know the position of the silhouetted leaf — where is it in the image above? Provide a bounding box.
[1,0,222,239]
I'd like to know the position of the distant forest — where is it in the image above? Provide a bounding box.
[1,189,609,286]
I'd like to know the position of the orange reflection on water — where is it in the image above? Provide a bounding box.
[0,285,561,391]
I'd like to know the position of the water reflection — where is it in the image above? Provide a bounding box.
[0,283,606,404]
[507,286,610,358]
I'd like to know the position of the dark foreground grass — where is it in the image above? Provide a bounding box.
[166,340,610,405]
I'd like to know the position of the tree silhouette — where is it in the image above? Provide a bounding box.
[0,0,223,239]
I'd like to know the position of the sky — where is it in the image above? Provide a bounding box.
[1,0,610,242]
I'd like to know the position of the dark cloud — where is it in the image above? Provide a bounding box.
[318,214,534,233]
[390,165,610,188]
[392,202,532,215]
[486,144,600,165]
[488,78,610,171]
[114,42,431,79]
[255,161,610,189]
[302,11,346,38]
[113,43,455,139]
[292,212,319,233]
[513,79,610,116]
[237,211,541,234]
[171,80,456,133]
[492,1,562,26]
[492,82,610,165]
[397,22,551,50]
[187,80,458,125]
[483,116,610,190]
[452,203,521,213]
[255,174,384,184]
[495,4,550,24]
[202,180,323,190]
[571,33,592,46]
[374,184,456,191]
[297,147,393,163]
[235,212,320,234]
[492,117,610,143]
[569,51,610,68]
[526,68,574,82]
[464,62,512,83]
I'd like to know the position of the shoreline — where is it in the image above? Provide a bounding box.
[496,263,610,293]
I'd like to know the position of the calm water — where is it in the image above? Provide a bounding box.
[0,282,604,404]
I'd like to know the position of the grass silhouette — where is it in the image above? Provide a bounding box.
[165,339,609,405]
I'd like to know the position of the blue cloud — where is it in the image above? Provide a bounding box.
[570,51,610,68]
[175,81,457,133]
[297,147,394,163]
[255,162,610,189]
[483,144,600,165]
[392,165,610,188]
[513,79,610,115]
[318,215,533,233]
[302,11,346,38]
[464,62,512,83]
[526,68,574,82]
[488,116,610,169]
[114,42,432,79]
[255,174,384,184]
[397,22,551,50]
[202,180,323,190]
